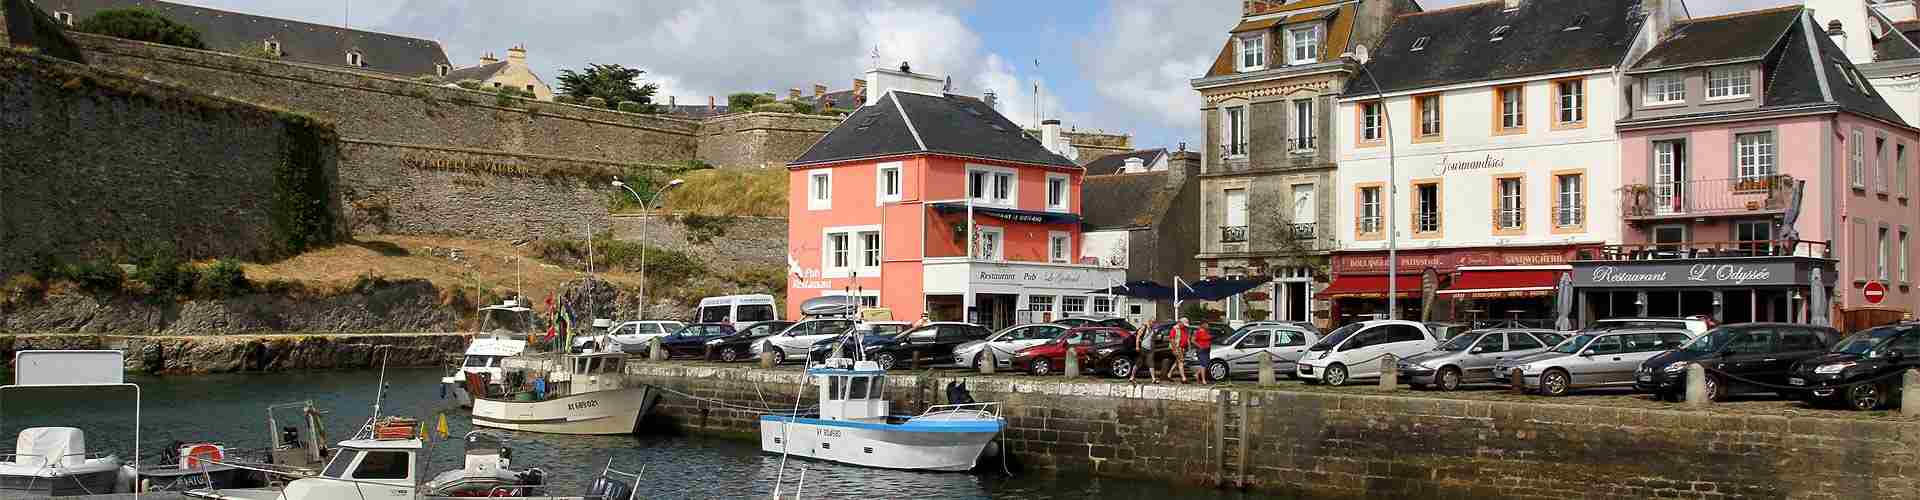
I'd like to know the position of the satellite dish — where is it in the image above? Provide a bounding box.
[1353,44,1371,64]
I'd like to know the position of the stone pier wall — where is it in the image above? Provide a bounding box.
[624,363,1920,499]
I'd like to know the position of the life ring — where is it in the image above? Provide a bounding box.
[181,443,223,469]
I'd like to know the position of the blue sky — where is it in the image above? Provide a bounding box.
[187,0,1795,157]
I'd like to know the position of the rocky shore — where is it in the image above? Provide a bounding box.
[1,278,466,335]
[0,333,469,374]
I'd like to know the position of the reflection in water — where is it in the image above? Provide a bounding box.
[0,369,1258,499]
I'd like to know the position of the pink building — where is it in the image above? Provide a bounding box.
[784,65,1123,329]
[1581,7,1920,328]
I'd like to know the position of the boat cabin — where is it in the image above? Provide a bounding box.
[812,359,890,421]
[493,351,629,402]
[311,437,421,500]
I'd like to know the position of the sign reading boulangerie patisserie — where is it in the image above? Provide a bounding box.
[1573,261,1809,288]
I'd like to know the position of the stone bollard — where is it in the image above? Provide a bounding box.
[913,350,924,370]
[759,345,776,369]
[1065,348,1081,377]
[1685,363,1709,408]
[1378,354,1398,392]
[1510,369,1526,394]
[1905,369,1920,417]
[980,349,997,375]
[649,337,666,362]
[1258,351,1276,386]
[703,345,714,362]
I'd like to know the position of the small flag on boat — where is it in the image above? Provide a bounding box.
[436,413,450,439]
[418,423,427,441]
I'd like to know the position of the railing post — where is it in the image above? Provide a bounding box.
[1685,363,1709,408]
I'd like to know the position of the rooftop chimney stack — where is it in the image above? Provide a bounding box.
[1123,157,1146,173]
[479,52,498,65]
[1040,119,1064,155]
[814,84,827,99]
[1829,20,1849,55]
[1503,0,1522,10]
[865,64,944,105]
[984,90,997,108]
[507,44,527,62]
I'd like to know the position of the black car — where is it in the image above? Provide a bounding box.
[1636,323,1840,401]
[706,320,796,362]
[807,322,914,364]
[865,322,994,370]
[1788,323,1920,410]
[649,323,738,358]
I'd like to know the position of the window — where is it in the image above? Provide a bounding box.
[1238,34,1266,71]
[1652,225,1688,250]
[1223,106,1248,156]
[1289,26,1320,65]
[1359,101,1383,142]
[1507,332,1544,351]
[1061,296,1087,315]
[1706,67,1751,99]
[1292,99,1315,151]
[53,11,73,26]
[1645,74,1684,105]
[1224,188,1249,229]
[808,171,832,210]
[435,64,450,76]
[347,51,365,67]
[1903,229,1911,283]
[264,40,283,57]
[1778,328,1824,352]
[1556,79,1586,125]
[1489,25,1511,41]
[828,233,851,269]
[976,226,1004,260]
[1851,130,1865,189]
[1046,174,1069,211]
[1415,182,1440,234]
[860,232,881,269]
[1878,137,1889,193]
[1029,296,1055,317]
[1416,94,1442,138]
[877,163,902,202]
[1653,139,1687,215]
[1899,144,1909,197]
[1092,296,1114,315]
[1586,335,1624,355]
[1048,232,1071,263]
[1555,172,1584,229]
[1881,227,1893,281]
[1410,36,1431,52]
[1735,220,1773,253]
[1855,219,1870,280]
[1495,177,1523,231]
[1358,186,1382,236]
[967,167,1015,206]
[1735,132,1775,182]
[352,451,411,480]
[1496,85,1524,132]
[1473,334,1505,353]
[322,450,362,478]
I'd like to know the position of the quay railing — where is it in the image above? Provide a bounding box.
[1619,174,1793,219]
[1579,239,1831,261]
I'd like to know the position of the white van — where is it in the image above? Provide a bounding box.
[1295,320,1439,386]
[697,294,780,329]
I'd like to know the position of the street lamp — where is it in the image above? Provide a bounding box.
[1352,45,1399,320]
[612,177,686,319]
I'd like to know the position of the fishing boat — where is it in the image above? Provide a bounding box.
[759,352,1004,471]
[468,351,659,435]
[0,427,128,496]
[442,299,534,408]
[132,442,268,492]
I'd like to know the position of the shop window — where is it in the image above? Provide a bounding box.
[1029,296,1055,319]
[1735,220,1773,254]
[1062,296,1087,316]
[1652,225,1688,252]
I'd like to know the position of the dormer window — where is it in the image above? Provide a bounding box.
[1237,34,1266,72]
[435,64,449,76]
[1565,14,1588,31]
[263,40,282,57]
[1706,67,1751,100]
[1490,25,1511,42]
[53,11,72,26]
[347,51,364,67]
[1644,74,1685,105]
[1410,36,1431,52]
[1288,25,1321,65]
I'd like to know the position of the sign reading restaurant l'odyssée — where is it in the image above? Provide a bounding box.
[1572,261,1813,288]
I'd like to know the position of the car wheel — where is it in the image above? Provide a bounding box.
[973,352,988,371]
[769,346,786,364]
[1109,357,1135,379]
[720,348,740,363]
[1540,369,1571,397]
[1031,360,1054,376]
[579,341,598,352]
[1849,383,1885,411]
[1208,360,1229,381]
[1437,366,1463,391]
[1704,374,1725,402]
[875,352,898,371]
[1324,363,1349,387]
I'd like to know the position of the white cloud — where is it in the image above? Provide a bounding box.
[1075,0,1239,147]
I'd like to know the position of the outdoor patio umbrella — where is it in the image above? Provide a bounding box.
[1810,268,1829,326]
[1086,280,1176,300]
[1181,275,1275,302]
[1554,272,1575,331]
[1780,179,1805,245]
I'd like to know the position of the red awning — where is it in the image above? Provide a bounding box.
[1316,275,1422,299]
[1438,269,1562,299]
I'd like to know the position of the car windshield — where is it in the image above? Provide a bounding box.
[1436,333,1479,352]
[1551,334,1597,354]
[1680,328,1737,353]
[1310,323,1365,352]
[1831,328,1901,355]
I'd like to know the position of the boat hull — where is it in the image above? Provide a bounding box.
[471,387,657,435]
[442,380,475,409]
[138,464,266,492]
[0,468,124,497]
[758,416,999,472]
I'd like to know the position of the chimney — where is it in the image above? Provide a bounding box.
[984,89,997,108]
[1041,119,1064,155]
[1167,149,1200,190]
[708,96,716,114]
[1644,0,1682,42]
[1503,0,1522,10]
[1123,157,1146,173]
[814,84,827,99]
[852,79,867,102]
[669,96,676,108]
[865,64,944,105]
[479,52,498,65]
[789,88,802,101]
[506,44,527,62]
[1829,20,1849,54]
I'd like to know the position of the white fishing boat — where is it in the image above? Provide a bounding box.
[759,356,1004,472]
[0,427,128,496]
[442,300,533,408]
[469,352,659,435]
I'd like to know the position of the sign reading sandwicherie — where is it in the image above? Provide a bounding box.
[1572,260,1822,288]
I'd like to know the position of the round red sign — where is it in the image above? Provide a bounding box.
[1865,281,1888,305]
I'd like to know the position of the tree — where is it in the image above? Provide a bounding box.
[555,64,658,112]
[74,8,207,50]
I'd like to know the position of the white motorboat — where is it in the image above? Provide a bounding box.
[469,352,659,435]
[442,300,533,408]
[760,357,1004,472]
[185,419,601,500]
[0,427,128,497]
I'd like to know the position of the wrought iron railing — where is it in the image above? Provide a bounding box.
[1289,222,1316,240]
[1358,216,1382,235]
[1291,136,1317,152]
[1416,212,1439,233]
[1225,142,1249,157]
[1579,239,1831,261]
[1221,226,1249,243]
[1552,202,1585,228]
[1619,174,1793,218]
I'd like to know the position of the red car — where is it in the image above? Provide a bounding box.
[1009,327,1135,377]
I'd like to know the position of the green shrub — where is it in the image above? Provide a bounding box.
[726,93,764,111]
[532,234,706,287]
[74,8,207,49]
[196,259,250,297]
[455,80,484,91]
[2,274,47,305]
[128,242,192,297]
[271,112,339,256]
[554,95,578,105]
[59,261,125,293]
[585,97,607,108]
[494,88,520,107]
[413,75,441,84]
[680,213,737,244]
[782,100,817,114]
[616,100,644,113]
[751,102,796,113]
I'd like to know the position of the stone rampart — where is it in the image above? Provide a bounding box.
[697,112,840,169]
[608,214,788,270]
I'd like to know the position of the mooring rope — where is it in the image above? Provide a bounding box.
[646,384,816,415]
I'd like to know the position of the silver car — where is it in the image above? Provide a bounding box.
[1204,325,1318,380]
[1492,328,1692,396]
[1397,329,1568,391]
[952,323,1071,369]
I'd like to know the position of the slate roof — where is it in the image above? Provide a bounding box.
[1083,149,1167,176]
[1627,6,1799,73]
[1341,0,1644,97]
[1206,3,1361,78]
[1876,20,1920,62]
[789,90,1078,168]
[443,61,508,83]
[40,0,449,76]
[1082,172,1174,230]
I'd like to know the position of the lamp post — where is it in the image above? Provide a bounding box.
[613,177,686,320]
[1352,45,1399,320]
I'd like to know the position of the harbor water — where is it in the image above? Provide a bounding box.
[0,368,1259,499]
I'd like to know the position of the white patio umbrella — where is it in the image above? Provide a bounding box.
[1809,268,1829,326]
[1554,272,1575,331]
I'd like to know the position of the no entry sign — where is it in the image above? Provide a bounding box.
[1865,281,1888,305]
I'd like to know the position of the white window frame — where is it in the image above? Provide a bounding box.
[1045,173,1070,212]
[966,164,1017,207]
[1557,79,1586,124]
[1499,86,1524,130]
[1706,67,1752,100]
[807,171,833,210]
[823,225,882,278]
[54,11,73,26]
[1291,99,1315,152]
[1899,143,1910,198]
[1361,102,1382,141]
[876,162,903,204]
[1644,74,1685,106]
[976,226,1006,261]
[1092,296,1115,315]
[1877,136,1890,194]
[1881,226,1893,282]
[347,51,365,67]
[824,232,852,276]
[1359,187,1381,234]
[264,40,282,57]
[1903,227,1912,284]
[1224,188,1250,228]
[1735,132,1775,181]
[1223,105,1249,157]
[1497,177,1523,230]
[1028,295,1056,320]
[1048,231,1071,264]
[1288,25,1320,65]
[859,231,882,271]
[1556,173,1584,228]
[1061,296,1088,316]
[1237,34,1267,72]
[1852,129,1866,189]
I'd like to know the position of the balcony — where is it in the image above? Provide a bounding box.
[1288,222,1316,240]
[1221,226,1249,243]
[1357,217,1382,235]
[1290,136,1316,154]
[1581,239,1831,261]
[1620,175,1793,221]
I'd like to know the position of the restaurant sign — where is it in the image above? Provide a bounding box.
[1572,261,1807,288]
[970,265,1120,289]
[1333,246,1587,275]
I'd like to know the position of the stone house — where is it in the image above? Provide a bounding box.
[1189,0,1418,326]
[445,45,553,101]
[1080,148,1202,326]
[37,0,451,77]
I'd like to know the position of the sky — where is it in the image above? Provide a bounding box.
[178,0,1797,155]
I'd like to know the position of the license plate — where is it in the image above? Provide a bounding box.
[1637,375,1651,382]
[1789,378,1806,386]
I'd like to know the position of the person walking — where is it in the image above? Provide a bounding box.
[1168,318,1191,383]
[1190,319,1213,385]
[1128,322,1158,383]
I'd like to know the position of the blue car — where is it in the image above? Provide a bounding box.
[642,323,737,358]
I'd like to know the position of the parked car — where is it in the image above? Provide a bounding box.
[1636,323,1841,401]
[1589,317,1712,337]
[1054,316,1137,331]
[1009,327,1133,377]
[1203,324,1318,381]
[1788,323,1920,410]
[646,323,738,358]
[705,320,795,362]
[806,321,914,364]
[1398,329,1566,391]
[1492,328,1692,396]
[1422,322,1472,340]
[952,323,1072,370]
[865,323,995,370]
[1295,320,1440,386]
[575,320,685,352]
[694,294,780,329]
[752,318,858,363]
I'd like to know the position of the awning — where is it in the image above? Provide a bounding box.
[1183,276,1275,301]
[1438,269,1562,299]
[929,202,1082,225]
[1315,275,1422,299]
[1087,280,1176,301]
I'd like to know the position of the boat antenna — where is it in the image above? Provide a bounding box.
[372,348,390,419]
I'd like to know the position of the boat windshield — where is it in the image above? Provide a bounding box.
[462,356,502,368]
[1831,327,1903,356]
[320,449,360,479]
[1550,334,1597,354]
[1435,333,1479,352]
[1308,323,1365,352]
